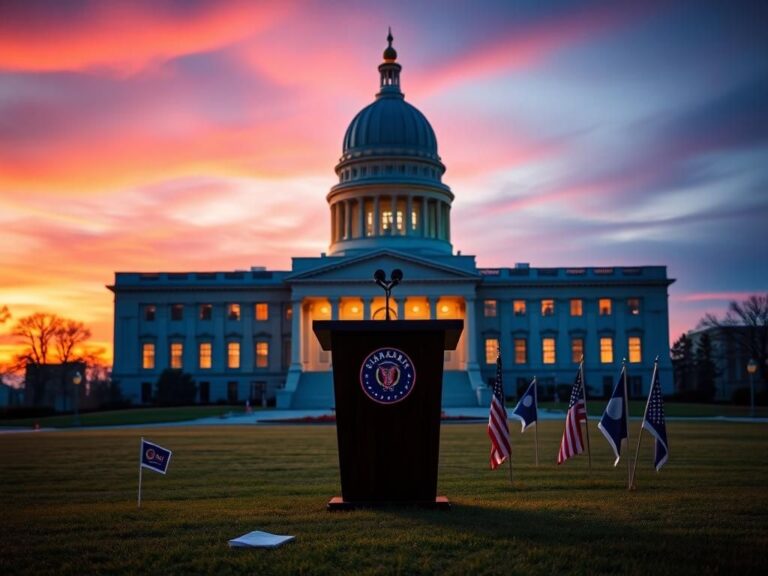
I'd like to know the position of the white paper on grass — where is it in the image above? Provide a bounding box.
[228,530,295,548]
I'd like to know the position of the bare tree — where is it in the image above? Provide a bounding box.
[699,294,768,384]
[0,305,9,324]
[54,319,92,364]
[12,313,62,365]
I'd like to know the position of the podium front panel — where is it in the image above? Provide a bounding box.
[314,320,463,503]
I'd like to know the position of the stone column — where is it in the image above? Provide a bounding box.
[421,197,429,237]
[465,297,479,369]
[435,200,443,240]
[397,297,405,320]
[358,198,366,238]
[428,297,437,320]
[363,297,373,320]
[373,196,380,237]
[406,194,413,236]
[344,200,351,239]
[290,299,302,367]
[391,194,398,235]
[330,297,340,321]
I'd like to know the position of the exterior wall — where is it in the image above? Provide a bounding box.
[111,263,674,405]
[475,266,673,399]
[111,271,291,405]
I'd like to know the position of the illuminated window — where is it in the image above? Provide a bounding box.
[571,338,584,363]
[570,299,583,317]
[171,304,183,321]
[170,343,183,369]
[627,298,641,315]
[485,338,499,364]
[228,303,241,321]
[144,305,156,321]
[199,342,212,369]
[200,304,212,320]
[227,342,240,369]
[600,337,614,364]
[255,303,269,321]
[599,299,612,316]
[484,300,497,317]
[542,338,556,364]
[142,343,155,370]
[513,300,526,316]
[541,300,555,316]
[256,341,269,368]
[629,336,642,363]
[514,338,527,364]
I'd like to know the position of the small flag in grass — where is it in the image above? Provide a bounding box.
[141,438,172,474]
[512,377,538,432]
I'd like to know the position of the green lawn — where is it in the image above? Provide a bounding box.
[1,420,766,575]
[0,405,249,429]
[2,401,765,431]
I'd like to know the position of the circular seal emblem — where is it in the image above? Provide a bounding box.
[359,347,416,405]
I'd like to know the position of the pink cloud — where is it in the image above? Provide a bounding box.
[0,1,295,74]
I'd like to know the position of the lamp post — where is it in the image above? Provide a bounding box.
[746,359,757,418]
[72,371,82,426]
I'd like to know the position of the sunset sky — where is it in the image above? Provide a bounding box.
[1,0,766,368]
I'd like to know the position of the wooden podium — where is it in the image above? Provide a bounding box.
[313,320,463,510]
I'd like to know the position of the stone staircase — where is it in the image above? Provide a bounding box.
[289,369,479,409]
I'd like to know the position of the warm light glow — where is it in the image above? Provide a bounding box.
[320,306,329,315]
[441,304,450,313]
[600,337,614,363]
[351,306,359,314]
[412,305,420,313]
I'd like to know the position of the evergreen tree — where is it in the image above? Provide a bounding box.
[694,332,718,401]
[670,333,695,395]
[155,369,197,406]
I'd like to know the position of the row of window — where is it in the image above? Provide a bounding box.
[483,298,641,318]
[143,302,276,322]
[339,163,440,182]
[484,336,643,365]
[142,341,269,370]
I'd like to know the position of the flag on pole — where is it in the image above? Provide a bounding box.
[487,351,511,469]
[598,366,628,466]
[140,438,173,475]
[512,377,538,432]
[642,363,669,471]
[557,368,587,464]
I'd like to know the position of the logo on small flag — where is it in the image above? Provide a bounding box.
[141,439,172,475]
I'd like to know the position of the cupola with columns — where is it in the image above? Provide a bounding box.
[327,30,454,256]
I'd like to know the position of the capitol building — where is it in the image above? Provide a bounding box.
[110,33,674,408]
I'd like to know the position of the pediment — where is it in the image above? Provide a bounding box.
[286,250,479,284]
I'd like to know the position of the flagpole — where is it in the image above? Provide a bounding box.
[623,360,631,490]
[630,357,658,490]
[579,356,592,472]
[533,377,539,467]
[138,436,144,508]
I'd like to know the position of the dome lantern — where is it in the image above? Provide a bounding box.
[378,28,402,98]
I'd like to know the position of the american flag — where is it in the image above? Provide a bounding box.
[557,367,587,464]
[642,361,669,471]
[487,351,511,469]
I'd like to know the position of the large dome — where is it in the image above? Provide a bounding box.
[327,31,453,258]
[342,97,439,159]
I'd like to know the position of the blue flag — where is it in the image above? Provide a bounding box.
[642,362,669,471]
[512,377,538,432]
[598,366,628,466]
[140,439,173,475]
